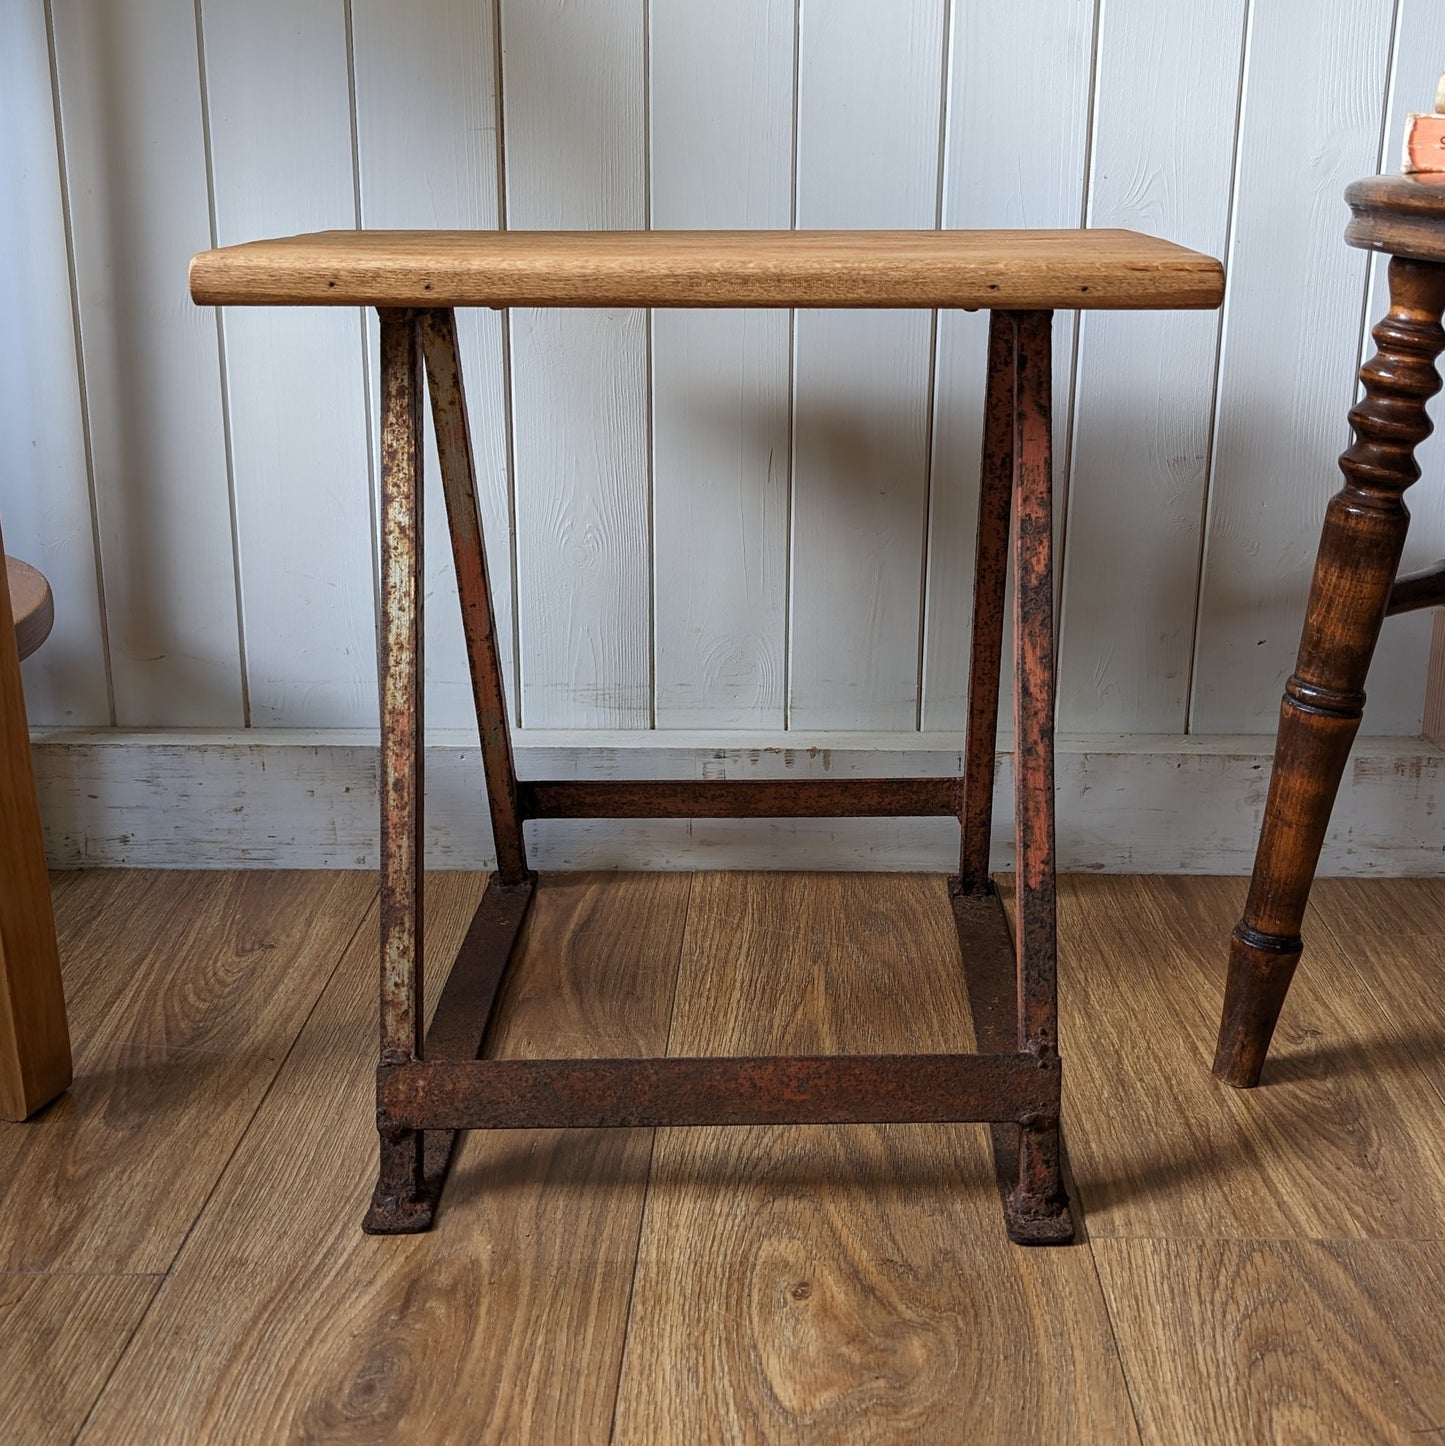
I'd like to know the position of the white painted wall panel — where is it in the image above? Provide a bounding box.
[1350,0,1445,737]
[920,0,1095,731]
[15,0,1445,762]
[49,0,242,726]
[200,0,376,728]
[788,0,947,730]
[649,0,794,728]
[351,0,515,734]
[502,0,651,728]
[0,0,108,725]
[1191,0,1398,731]
[1057,0,1247,731]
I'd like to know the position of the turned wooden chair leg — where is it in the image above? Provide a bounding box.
[1215,256,1445,1088]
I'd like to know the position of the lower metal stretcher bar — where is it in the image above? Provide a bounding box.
[517,776,962,819]
[379,1052,1061,1131]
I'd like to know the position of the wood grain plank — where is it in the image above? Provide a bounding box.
[350,0,517,734]
[921,0,1095,731]
[502,0,650,729]
[0,869,373,1271]
[1056,0,1247,732]
[649,0,794,727]
[188,231,1227,310]
[84,872,689,1443]
[613,874,1137,1443]
[0,0,109,727]
[49,0,242,727]
[201,0,376,728]
[787,0,947,730]
[1312,876,1445,1109]
[0,1273,160,1446]
[1095,1240,1445,1443]
[1190,0,1397,731]
[1049,875,1445,1239]
[46,871,80,906]
[1346,0,1445,736]
[1311,874,1445,940]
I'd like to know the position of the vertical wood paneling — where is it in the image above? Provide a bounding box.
[920,0,1095,731]
[788,0,947,730]
[201,0,375,729]
[649,0,795,728]
[49,0,242,726]
[502,0,650,729]
[1350,0,1445,737]
[350,0,514,734]
[23,1,1445,744]
[1191,0,1398,732]
[0,0,108,725]
[1055,0,1247,732]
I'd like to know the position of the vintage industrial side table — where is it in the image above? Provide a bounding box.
[1216,175,1445,1088]
[190,230,1225,1245]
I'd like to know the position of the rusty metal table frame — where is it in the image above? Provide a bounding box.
[362,304,1072,1247]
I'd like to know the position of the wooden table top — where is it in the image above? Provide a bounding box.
[189,229,1225,311]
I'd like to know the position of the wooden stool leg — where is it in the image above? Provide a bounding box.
[365,310,430,1232]
[420,310,530,886]
[958,311,1016,895]
[1215,256,1445,1088]
[0,523,70,1121]
[1006,309,1071,1243]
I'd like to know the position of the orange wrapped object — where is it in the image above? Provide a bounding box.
[1404,112,1445,174]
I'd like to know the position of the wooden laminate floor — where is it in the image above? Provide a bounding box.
[4,870,1444,1443]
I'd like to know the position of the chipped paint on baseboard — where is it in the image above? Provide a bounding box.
[27,729,1445,875]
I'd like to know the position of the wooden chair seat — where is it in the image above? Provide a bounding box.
[7,556,55,663]
[189,228,1224,311]
[1346,174,1445,264]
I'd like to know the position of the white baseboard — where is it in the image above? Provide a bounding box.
[31,728,1445,873]
[27,728,1445,875]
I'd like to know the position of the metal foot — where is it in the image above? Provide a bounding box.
[1004,1189,1075,1246]
[363,1181,436,1235]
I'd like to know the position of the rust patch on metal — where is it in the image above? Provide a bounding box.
[1007,309,1071,1241]
[360,298,1076,1247]
[419,309,530,886]
[379,1052,1058,1132]
[1011,309,1058,1059]
[517,777,960,819]
[951,887,1073,1244]
[377,309,426,1066]
[365,872,538,1234]
[365,308,428,1234]
[959,309,1016,893]
[416,874,536,1218]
